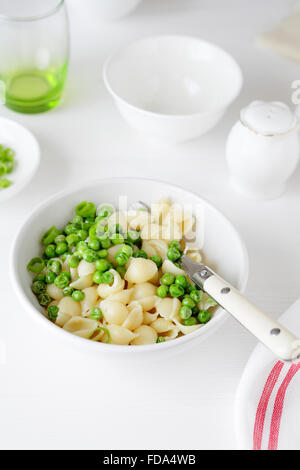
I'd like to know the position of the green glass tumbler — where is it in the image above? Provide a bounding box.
[0,0,69,114]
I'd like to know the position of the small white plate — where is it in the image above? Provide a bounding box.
[0,117,40,203]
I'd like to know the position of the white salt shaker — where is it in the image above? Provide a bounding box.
[226,101,299,199]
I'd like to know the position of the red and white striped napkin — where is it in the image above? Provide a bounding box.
[235,298,300,450]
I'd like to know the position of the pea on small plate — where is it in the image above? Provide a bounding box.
[0,117,40,203]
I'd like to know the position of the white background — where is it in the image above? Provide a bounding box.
[1,0,300,450]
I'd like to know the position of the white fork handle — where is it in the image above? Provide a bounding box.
[203,274,300,363]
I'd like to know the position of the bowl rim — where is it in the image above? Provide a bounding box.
[10,176,249,354]
[0,117,40,203]
[103,34,243,120]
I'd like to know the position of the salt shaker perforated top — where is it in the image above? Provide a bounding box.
[226,101,299,200]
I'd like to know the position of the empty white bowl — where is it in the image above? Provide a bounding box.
[0,117,40,203]
[103,36,243,144]
[11,178,248,360]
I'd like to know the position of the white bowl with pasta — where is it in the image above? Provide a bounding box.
[11,178,248,359]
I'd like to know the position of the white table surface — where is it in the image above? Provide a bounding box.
[1,0,300,450]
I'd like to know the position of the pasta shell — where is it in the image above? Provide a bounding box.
[46,283,64,301]
[131,325,158,345]
[63,316,98,339]
[155,297,181,321]
[97,269,125,299]
[122,301,143,330]
[78,260,96,277]
[124,258,158,284]
[100,300,129,326]
[161,259,185,276]
[58,296,82,317]
[107,325,137,345]
[70,274,94,290]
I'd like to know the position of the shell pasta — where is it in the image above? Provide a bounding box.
[27,198,217,345]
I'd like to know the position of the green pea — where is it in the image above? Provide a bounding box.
[97,204,114,218]
[45,244,56,258]
[48,305,59,321]
[72,223,80,233]
[192,306,200,317]
[169,240,182,252]
[54,234,66,245]
[120,245,133,258]
[175,275,189,289]
[56,242,68,255]
[47,259,62,274]
[64,224,73,235]
[97,249,108,259]
[93,271,103,284]
[160,272,175,286]
[42,226,62,246]
[197,310,211,324]
[88,224,98,240]
[186,284,194,293]
[76,241,88,252]
[101,238,111,249]
[101,271,114,285]
[27,257,45,273]
[181,296,196,309]
[0,178,11,189]
[38,293,51,306]
[88,239,100,251]
[95,215,106,223]
[150,255,162,268]
[45,271,57,284]
[133,249,148,259]
[71,215,83,227]
[182,317,198,326]
[95,219,108,238]
[61,252,71,262]
[127,230,141,246]
[111,233,124,245]
[0,162,7,177]
[75,201,96,218]
[124,240,134,250]
[89,307,103,321]
[115,252,128,267]
[157,285,169,298]
[34,274,46,282]
[62,286,74,297]
[83,217,95,230]
[66,233,80,247]
[95,259,112,272]
[68,255,80,268]
[54,272,71,289]
[157,336,166,343]
[169,284,185,298]
[167,248,181,262]
[82,248,98,263]
[77,229,88,241]
[72,251,83,260]
[190,289,202,303]
[116,266,126,278]
[32,280,46,295]
[180,306,192,320]
[72,290,85,302]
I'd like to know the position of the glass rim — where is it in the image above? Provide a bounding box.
[0,0,65,22]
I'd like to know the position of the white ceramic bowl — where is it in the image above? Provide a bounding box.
[11,178,248,360]
[88,0,142,20]
[103,36,243,144]
[0,117,40,203]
